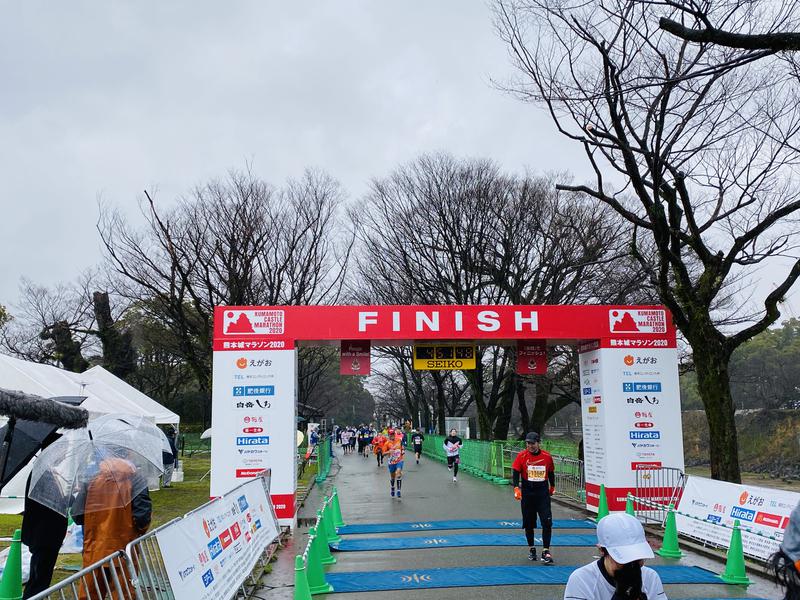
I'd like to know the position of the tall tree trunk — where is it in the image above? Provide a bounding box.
[465,364,492,439]
[529,378,552,435]
[93,291,136,379]
[516,380,529,437]
[431,371,447,435]
[692,337,741,483]
[492,366,516,440]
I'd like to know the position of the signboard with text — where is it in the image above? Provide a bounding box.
[340,340,371,375]
[211,348,296,524]
[517,340,547,375]
[157,476,279,600]
[212,304,678,527]
[580,339,684,512]
[676,476,799,560]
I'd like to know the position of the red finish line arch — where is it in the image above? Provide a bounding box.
[211,305,683,526]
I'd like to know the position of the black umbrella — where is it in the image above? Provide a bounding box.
[0,389,89,488]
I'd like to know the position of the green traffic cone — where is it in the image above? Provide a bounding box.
[595,484,610,522]
[331,487,346,528]
[322,499,341,543]
[656,504,683,559]
[294,555,312,600]
[306,528,333,594]
[720,520,751,585]
[625,493,635,516]
[0,529,22,600]
[315,511,336,566]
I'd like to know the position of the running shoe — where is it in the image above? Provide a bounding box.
[391,488,395,497]
[528,548,537,561]
[397,490,401,498]
[453,476,457,482]
[541,550,553,564]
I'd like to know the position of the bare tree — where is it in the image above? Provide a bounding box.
[495,0,800,481]
[353,154,640,438]
[658,2,800,53]
[99,169,352,409]
[2,277,97,370]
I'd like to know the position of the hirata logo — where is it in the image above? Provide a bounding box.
[236,436,270,446]
[634,422,654,428]
[629,431,660,440]
[242,427,263,434]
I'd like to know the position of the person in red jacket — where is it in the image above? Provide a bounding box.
[512,431,555,564]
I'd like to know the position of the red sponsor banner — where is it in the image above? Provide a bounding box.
[586,482,679,512]
[219,528,233,549]
[340,340,371,375]
[755,512,783,528]
[631,461,662,470]
[235,468,266,478]
[517,340,547,375]
[230,521,242,540]
[213,305,676,348]
[271,493,295,519]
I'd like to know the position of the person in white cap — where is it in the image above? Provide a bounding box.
[770,500,800,600]
[563,513,666,600]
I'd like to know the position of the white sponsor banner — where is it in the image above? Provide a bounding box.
[580,344,684,511]
[156,476,279,600]
[211,349,297,524]
[676,476,799,560]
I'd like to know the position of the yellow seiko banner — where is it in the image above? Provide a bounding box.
[413,344,477,370]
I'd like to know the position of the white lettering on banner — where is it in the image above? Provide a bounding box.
[392,311,401,332]
[454,311,463,332]
[477,310,500,332]
[676,476,799,560]
[358,312,378,332]
[156,477,279,600]
[514,311,539,332]
[416,312,439,332]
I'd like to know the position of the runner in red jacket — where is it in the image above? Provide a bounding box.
[512,431,555,564]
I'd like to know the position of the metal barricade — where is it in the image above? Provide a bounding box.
[552,455,585,503]
[634,467,686,524]
[124,518,180,600]
[29,551,135,600]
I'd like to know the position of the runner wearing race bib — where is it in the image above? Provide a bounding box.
[511,431,555,564]
[372,431,386,467]
[443,429,463,483]
[411,430,425,464]
[382,429,405,498]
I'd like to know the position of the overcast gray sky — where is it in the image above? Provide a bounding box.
[1,2,797,320]
[0,1,590,305]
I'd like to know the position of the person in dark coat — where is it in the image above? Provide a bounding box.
[162,427,178,487]
[22,470,68,599]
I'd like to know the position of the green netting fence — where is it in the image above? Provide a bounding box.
[422,435,583,497]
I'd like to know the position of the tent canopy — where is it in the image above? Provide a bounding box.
[0,354,179,425]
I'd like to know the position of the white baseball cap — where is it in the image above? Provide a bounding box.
[597,513,654,564]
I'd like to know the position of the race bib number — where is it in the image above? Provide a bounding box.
[527,464,547,482]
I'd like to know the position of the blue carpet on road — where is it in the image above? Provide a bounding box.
[337,518,595,534]
[325,564,719,592]
[332,533,597,551]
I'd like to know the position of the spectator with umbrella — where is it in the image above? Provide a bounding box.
[0,389,89,600]
[29,415,161,600]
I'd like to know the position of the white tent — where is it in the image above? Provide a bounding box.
[0,353,181,513]
[0,354,179,424]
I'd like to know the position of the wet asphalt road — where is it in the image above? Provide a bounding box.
[258,447,778,599]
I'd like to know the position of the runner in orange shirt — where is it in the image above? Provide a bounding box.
[372,430,387,467]
[382,429,405,498]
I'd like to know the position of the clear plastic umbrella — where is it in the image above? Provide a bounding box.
[29,414,165,517]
